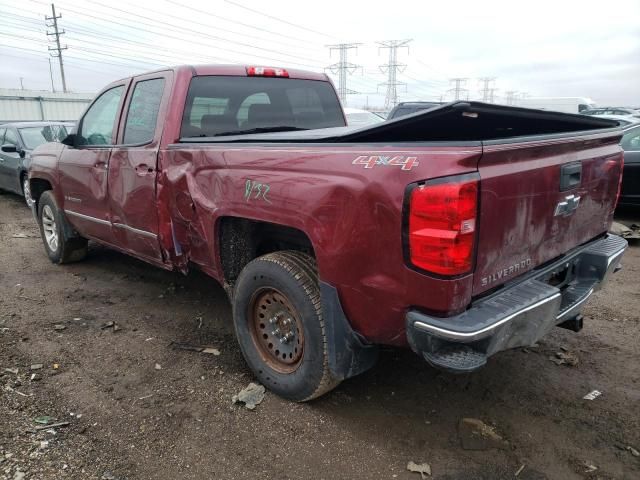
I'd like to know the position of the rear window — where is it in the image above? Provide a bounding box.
[180,76,345,137]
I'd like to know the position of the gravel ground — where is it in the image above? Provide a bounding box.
[1,191,639,480]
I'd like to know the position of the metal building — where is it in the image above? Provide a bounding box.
[0,89,93,123]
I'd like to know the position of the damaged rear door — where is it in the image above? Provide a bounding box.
[109,72,171,263]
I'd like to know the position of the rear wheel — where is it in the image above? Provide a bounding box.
[232,251,340,402]
[37,191,88,264]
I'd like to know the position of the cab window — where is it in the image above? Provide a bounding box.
[79,86,125,146]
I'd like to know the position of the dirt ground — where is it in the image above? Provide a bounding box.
[1,192,638,480]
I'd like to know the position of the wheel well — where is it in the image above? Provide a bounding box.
[219,217,315,288]
[30,178,52,210]
[19,171,27,192]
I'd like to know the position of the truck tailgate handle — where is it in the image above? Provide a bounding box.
[560,162,581,191]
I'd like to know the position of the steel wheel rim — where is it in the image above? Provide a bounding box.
[42,205,59,252]
[23,178,34,208]
[248,287,305,373]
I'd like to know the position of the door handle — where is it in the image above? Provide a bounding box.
[135,164,154,174]
[94,161,108,169]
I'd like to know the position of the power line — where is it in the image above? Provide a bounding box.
[45,3,67,92]
[224,0,334,39]
[89,0,318,65]
[326,43,361,103]
[18,0,325,70]
[161,0,322,49]
[377,39,412,110]
[447,78,468,101]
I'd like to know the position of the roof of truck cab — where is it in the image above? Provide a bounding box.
[189,64,329,81]
[110,65,330,84]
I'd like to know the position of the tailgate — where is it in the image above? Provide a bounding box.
[473,131,623,295]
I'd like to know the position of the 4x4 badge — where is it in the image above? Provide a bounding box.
[554,194,581,216]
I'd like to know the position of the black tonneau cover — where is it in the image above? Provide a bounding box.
[179,101,619,144]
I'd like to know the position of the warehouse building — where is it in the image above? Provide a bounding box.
[0,89,93,123]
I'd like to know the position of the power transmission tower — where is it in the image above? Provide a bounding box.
[488,88,498,103]
[46,3,68,93]
[326,43,361,103]
[448,78,468,101]
[478,77,496,102]
[505,90,518,105]
[377,39,412,110]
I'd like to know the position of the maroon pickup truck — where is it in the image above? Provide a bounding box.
[28,64,627,401]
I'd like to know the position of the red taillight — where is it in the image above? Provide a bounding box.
[246,66,289,78]
[408,178,478,275]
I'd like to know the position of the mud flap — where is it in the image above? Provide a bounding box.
[320,282,379,380]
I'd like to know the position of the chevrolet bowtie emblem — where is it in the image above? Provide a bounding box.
[554,194,581,217]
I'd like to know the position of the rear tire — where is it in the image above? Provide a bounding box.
[37,191,88,264]
[232,251,340,402]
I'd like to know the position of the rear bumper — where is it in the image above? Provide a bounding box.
[406,234,627,373]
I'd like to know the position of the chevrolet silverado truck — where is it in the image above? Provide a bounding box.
[28,64,628,402]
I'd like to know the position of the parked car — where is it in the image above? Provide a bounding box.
[619,124,640,206]
[590,114,640,127]
[28,65,626,402]
[343,107,385,127]
[515,97,597,114]
[583,107,640,119]
[387,101,444,120]
[0,121,71,205]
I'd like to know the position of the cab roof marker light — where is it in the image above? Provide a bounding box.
[246,66,289,78]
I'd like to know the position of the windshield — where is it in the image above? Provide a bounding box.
[181,76,345,138]
[346,111,384,127]
[18,125,68,149]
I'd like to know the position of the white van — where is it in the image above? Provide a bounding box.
[514,97,597,114]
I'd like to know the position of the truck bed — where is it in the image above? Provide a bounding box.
[178,101,619,144]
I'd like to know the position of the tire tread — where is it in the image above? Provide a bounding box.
[250,251,340,401]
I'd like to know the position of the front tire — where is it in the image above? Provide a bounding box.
[232,251,340,402]
[22,176,34,208]
[37,191,88,264]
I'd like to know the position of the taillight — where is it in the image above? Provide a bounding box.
[408,177,478,276]
[246,66,289,78]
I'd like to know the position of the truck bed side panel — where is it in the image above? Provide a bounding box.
[161,143,482,345]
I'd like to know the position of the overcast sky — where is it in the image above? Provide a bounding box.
[1,0,639,108]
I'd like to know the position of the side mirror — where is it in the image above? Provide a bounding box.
[1,144,17,153]
[61,133,76,147]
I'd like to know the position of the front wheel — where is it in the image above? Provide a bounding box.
[232,251,340,402]
[37,191,88,264]
[22,176,34,208]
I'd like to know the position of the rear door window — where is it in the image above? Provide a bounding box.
[181,76,345,137]
[123,78,165,144]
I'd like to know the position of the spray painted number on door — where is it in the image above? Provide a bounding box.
[244,179,271,203]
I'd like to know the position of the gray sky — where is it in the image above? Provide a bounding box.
[1,0,639,108]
